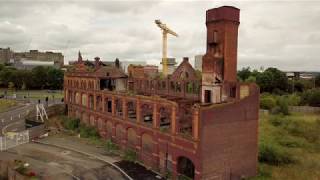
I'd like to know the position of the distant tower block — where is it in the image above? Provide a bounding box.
[201,6,240,103]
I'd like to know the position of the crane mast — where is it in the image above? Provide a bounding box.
[155,20,178,76]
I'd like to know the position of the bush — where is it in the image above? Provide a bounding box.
[277,97,289,115]
[301,88,320,107]
[269,96,290,115]
[269,115,290,127]
[260,94,277,110]
[285,119,320,143]
[285,94,301,106]
[277,135,307,148]
[259,140,295,165]
[62,117,80,130]
[105,139,119,154]
[123,149,137,162]
[79,124,100,138]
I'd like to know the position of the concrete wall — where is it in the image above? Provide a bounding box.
[289,106,320,113]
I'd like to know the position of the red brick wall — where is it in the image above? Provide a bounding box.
[199,84,259,179]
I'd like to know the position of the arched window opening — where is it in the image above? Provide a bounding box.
[177,156,195,179]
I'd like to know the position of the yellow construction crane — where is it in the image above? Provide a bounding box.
[155,19,178,76]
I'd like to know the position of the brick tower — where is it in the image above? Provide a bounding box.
[201,6,240,103]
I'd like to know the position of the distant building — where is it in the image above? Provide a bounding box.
[0,47,13,64]
[161,57,177,74]
[128,64,159,78]
[13,59,59,70]
[0,48,64,67]
[194,55,203,71]
[121,61,147,73]
[285,71,320,80]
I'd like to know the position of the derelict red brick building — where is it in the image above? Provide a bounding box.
[64,6,259,180]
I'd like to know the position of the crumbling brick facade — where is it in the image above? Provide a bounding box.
[64,6,259,180]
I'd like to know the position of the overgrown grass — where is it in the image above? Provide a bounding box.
[60,116,123,156]
[123,149,137,162]
[0,99,17,112]
[0,89,63,99]
[61,116,100,139]
[253,113,320,179]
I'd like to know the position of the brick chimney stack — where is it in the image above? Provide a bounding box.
[205,6,240,82]
[94,57,100,68]
[201,6,240,103]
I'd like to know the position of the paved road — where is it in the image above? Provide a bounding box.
[0,142,127,180]
[0,103,33,136]
[0,99,62,136]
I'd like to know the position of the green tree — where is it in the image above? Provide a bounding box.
[0,68,14,87]
[8,82,15,90]
[237,67,251,81]
[301,89,320,107]
[31,66,48,89]
[315,74,320,87]
[47,67,64,89]
[246,75,256,83]
[256,68,288,94]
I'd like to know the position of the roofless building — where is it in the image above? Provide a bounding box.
[64,6,259,180]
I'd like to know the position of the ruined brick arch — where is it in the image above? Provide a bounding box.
[89,115,95,127]
[106,121,113,139]
[82,112,89,125]
[158,106,171,130]
[115,123,124,143]
[68,90,73,103]
[176,155,195,180]
[127,127,137,148]
[97,117,104,130]
[115,98,123,116]
[75,110,81,119]
[141,133,153,154]
[75,92,81,104]
[81,93,87,107]
[140,103,153,124]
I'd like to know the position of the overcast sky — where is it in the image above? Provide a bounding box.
[0,0,319,71]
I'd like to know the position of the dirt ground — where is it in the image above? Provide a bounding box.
[0,143,127,180]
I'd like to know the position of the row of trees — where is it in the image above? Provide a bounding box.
[238,67,320,107]
[0,64,64,90]
[238,67,320,94]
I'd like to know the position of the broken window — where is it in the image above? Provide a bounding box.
[115,98,123,117]
[100,79,115,91]
[127,101,137,121]
[141,103,153,126]
[159,106,171,133]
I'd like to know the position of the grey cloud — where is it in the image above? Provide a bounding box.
[0,1,319,71]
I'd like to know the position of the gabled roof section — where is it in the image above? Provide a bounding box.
[94,66,127,78]
[171,57,199,80]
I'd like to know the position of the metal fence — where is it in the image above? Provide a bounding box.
[0,130,29,151]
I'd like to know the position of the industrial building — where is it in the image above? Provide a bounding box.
[64,6,259,180]
[0,48,64,68]
[194,55,203,71]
